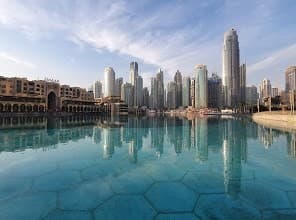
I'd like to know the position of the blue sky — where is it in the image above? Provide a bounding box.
[0,0,295,89]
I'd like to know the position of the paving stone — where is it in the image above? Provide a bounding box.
[60,180,113,210]
[239,182,292,209]
[44,210,92,220]
[182,171,225,194]
[195,194,260,220]
[156,213,199,220]
[33,170,81,191]
[94,195,156,220]
[0,178,31,201]
[262,209,296,220]
[0,192,56,220]
[145,164,186,181]
[111,170,153,194]
[145,182,197,212]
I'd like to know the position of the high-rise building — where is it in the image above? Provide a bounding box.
[167,81,177,109]
[156,69,164,109]
[142,87,149,107]
[246,85,258,105]
[115,77,123,97]
[259,78,272,101]
[130,61,138,86]
[94,81,103,99]
[104,67,115,97]
[182,76,191,107]
[222,29,240,107]
[174,70,182,108]
[272,87,279,98]
[285,66,296,92]
[208,73,222,108]
[190,78,195,107]
[240,63,246,104]
[150,77,158,109]
[195,64,208,109]
[121,82,134,107]
[134,76,143,106]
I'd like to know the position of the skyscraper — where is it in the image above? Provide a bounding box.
[246,85,258,105]
[156,69,164,109]
[285,66,296,92]
[130,61,138,86]
[134,76,143,106]
[222,29,240,107]
[94,80,103,99]
[174,70,182,108]
[121,82,134,107]
[190,78,195,107]
[259,78,272,101]
[195,64,208,109]
[272,87,279,98]
[208,73,222,108]
[150,77,158,109]
[104,67,115,97]
[240,63,246,104]
[167,81,177,109]
[142,87,149,107]
[182,76,191,107]
[115,77,123,97]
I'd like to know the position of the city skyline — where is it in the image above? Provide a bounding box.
[0,1,295,89]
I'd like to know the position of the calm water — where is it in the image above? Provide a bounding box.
[0,115,296,220]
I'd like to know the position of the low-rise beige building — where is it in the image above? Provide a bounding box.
[0,76,100,113]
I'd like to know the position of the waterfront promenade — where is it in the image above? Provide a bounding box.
[252,111,296,131]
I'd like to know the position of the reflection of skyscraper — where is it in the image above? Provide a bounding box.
[258,126,273,148]
[222,119,247,197]
[128,141,138,163]
[103,128,115,159]
[287,133,296,158]
[195,118,208,161]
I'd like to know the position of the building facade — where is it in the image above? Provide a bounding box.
[259,78,272,102]
[121,82,134,107]
[134,76,143,107]
[195,64,208,109]
[115,77,123,97]
[272,87,279,98]
[167,81,177,109]
[285,66,296,92]
[94,81,103,99]
[240,63,246,104]
[130,61,138,86]
[222,29,240,108]
[0,76,97,113]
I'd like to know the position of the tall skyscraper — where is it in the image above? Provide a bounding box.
[156,69,164,109]
[222,29,240,107]
[130,61,138,86]
[195,64,208,109]
[134,76,143,106]
[174,70,182,108]
[240,63,246,104]
[182,76,191,107]
[115,77,123,97]
[190,78,195,107]
[150,77,158,109]
[259,78,272,101]
[94,80,103,99]
[167,81,177,109]
[121,82,134,107]
[285,66,296,92]
[208,73,222,108]
[104,67,115,97]
[246,85,258,105]
[272,87,279,98]
[142,87,149,107]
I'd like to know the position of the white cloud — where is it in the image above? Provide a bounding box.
[0,52,36,69]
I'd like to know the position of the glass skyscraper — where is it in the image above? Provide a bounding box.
[104,67,115,97]
[195,64,208,109]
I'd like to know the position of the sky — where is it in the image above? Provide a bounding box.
[0,0,295,90]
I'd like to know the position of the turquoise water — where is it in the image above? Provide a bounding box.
[0,116,296,220]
